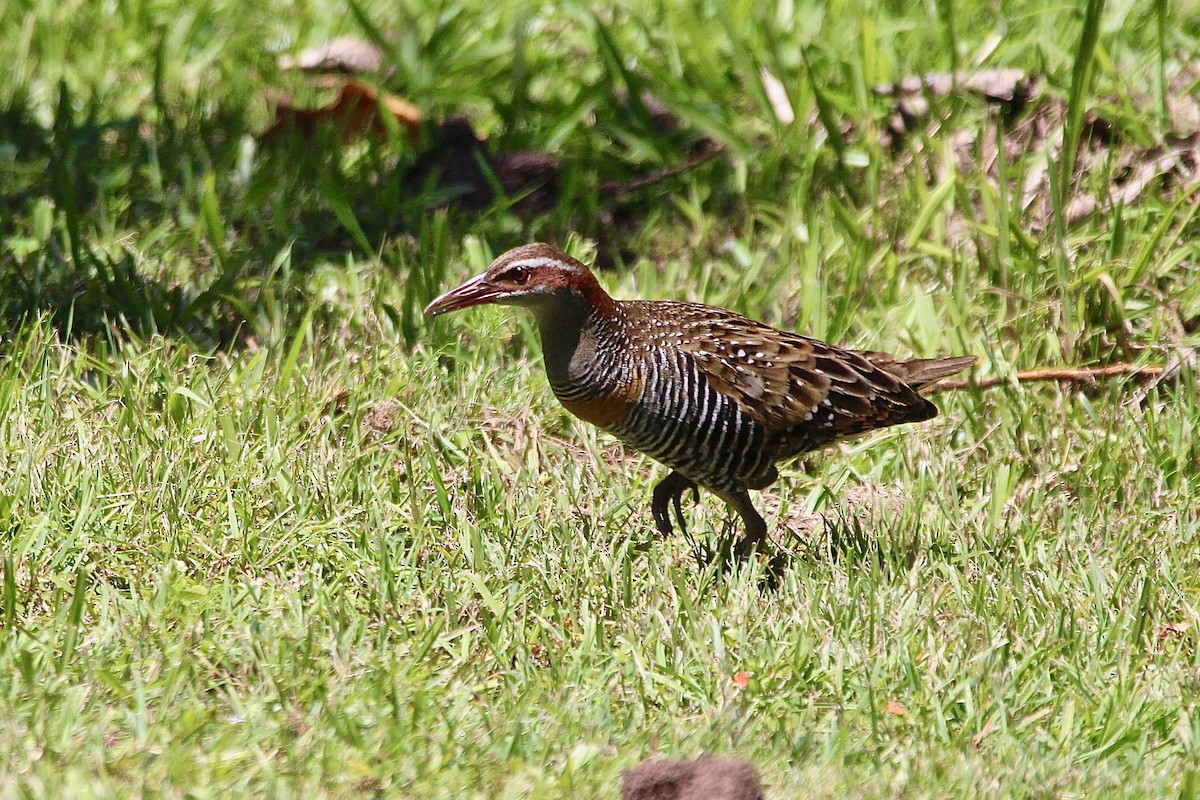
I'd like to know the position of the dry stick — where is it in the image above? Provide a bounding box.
[599,144,724,197]
[927,363,1167,393]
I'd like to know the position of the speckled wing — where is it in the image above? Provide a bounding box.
[633,302,943,457]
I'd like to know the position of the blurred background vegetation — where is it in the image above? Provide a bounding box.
[3,0,1196,361]
[2,1,1200,797]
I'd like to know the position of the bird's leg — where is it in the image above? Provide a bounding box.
[714,489,768,560]
[651,471,699,537]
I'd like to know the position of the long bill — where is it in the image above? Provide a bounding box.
[423,273,502,317]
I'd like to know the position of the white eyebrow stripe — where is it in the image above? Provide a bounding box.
[510,257,582,272]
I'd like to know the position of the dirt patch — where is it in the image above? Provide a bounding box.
[621,757,763,800]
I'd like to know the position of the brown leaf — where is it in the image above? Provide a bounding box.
[877,68,1041,147]
[959,68,1035,103]
[972,722,1000,750]
[260,81,420,143]
[1166,60,1200,134]
[279,37,385,75]
[1115,133,1200,204]
[876,68,1034,103]
[1157,620,1193,640]
[1064,192,1100,224]
[884,701,907,716]
[1167,94,1200,135]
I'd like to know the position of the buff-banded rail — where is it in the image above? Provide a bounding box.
[426,243,975,559]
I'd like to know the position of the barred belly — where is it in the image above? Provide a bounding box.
[607,351,771,492]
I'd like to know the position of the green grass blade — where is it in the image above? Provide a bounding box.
[1058,0,1106,215]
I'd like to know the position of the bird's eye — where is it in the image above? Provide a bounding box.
[509,267,529,285]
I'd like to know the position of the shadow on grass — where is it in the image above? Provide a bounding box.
[780,508,958,581]
[0,78,729,344]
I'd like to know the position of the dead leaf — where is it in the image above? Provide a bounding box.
[1167,94,1200,134]
[884,701,907,716]
[731,671,750,689]
[279,37,385,75]
[877,68,1042,146]
[877,68,1033,100]
[1064,193,1100,224]
[1157,620,1193,640]
[1167,60,1200,134]
[1114,133,1200,204]
[972,722,1000,749]
[260,81,420,143]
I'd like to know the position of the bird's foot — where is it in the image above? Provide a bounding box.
[651,472,700,537]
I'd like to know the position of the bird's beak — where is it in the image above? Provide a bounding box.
[424,273,503,317]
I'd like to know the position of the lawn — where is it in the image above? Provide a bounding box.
[1,0,1199,797]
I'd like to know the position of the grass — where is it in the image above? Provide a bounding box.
[2,0,1200,797]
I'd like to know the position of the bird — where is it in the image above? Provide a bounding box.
[425,243,975,559]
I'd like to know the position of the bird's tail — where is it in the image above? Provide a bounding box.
[860,353,978,390]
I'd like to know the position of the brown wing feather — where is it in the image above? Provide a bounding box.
[625,301,957,459]
[855,352,977,388]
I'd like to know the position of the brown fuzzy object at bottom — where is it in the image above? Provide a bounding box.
[621,757,764,800]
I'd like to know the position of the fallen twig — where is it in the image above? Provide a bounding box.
[927,363,1168,393]
[599,143,724,197]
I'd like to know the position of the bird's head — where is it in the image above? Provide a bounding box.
[424,243,613,319]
